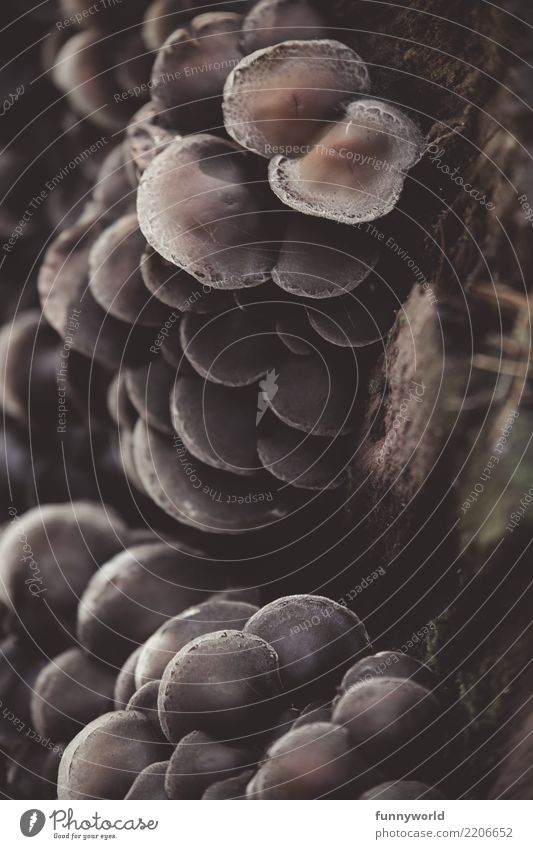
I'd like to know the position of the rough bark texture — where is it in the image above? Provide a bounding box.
[311,0,533,796]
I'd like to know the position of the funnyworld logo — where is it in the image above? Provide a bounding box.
[20,810,46,837]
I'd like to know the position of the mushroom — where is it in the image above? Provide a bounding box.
[124,358,176,435]
[88,213,172,327]
[257,414,351,489]
[135,598,259,686]
[0,311,60,429]
[165,731,258,798]
[38,212,153,369]
[141,245,235,313]
[265,352,359,435]
[125,761,169,799]
[137,134,282,288]
[240,0,329,54]
[306,272,400,347]
[52,31,130,131]
[143,0,243,51]
[158,629,282,741]
[269,98,425,224]
[0,503,128,652]
[180,307,280,385]
[133,418,300,533]
[170,373,260,473]
[272,213,379,298]
[125,102,179,182]
[77,541,227,664]
[151,12,245,133]
[31,648,116,744]
[223,39,370,156]
[57,711,167,800]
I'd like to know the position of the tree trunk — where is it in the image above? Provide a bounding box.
[315,0,533,797]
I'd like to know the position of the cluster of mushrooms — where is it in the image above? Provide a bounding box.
[36,0,426,534]
[0,0,440,802]
[0,503,445,800]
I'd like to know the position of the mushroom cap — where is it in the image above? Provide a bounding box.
[158,629,282,741]
[57,710,167,799]
[180,307,280,386]
[240,0,328,54]
[31,648,116,744]
[125,102,179,181]
[244,594,370,701]
[135,598,259,687]
[137,134,282,288]
[133,418,301,533]
[250,721,370,799]
[171,373,260,473]
[269,99,425,224]
[332,677,441,774]
[223,39,370,157]
[306,273,400,348]
[77,541,232,664]
[165,730,258,798]
[150,12,244,133]
[88,213,171,327]
[272,213,379,298]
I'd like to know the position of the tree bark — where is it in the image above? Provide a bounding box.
[315,0,533,796]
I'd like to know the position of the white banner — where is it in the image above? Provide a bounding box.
[3,800,533,848]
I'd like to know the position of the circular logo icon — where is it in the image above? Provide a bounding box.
[20,810,46,837]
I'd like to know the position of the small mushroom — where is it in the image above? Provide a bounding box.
[77,541,226,664]
[31,648,116,744]
[240,0,328,54]
[306,273,400,347]
[135,598,259,686]
[249,722,367,798]
[0,311,60,429]
[89,213,171,327]
[38,212,152,369]
[57,710,166,800]
[0,503,128,652]
[93,143,136,222]
[269,99,425,224]
[143,0,243,50]
[165,730,258,798]
[180,307,279,385]
[126,681,162,732]
[171,373,260,473]
[272,213,379,298]
[257,414,351,489]
[124,358,176,434]
[125,102,179,182]
[52,31,130,131]
[266,352,359,435]
[151,12,245,133]
[223,39,370,156]
[133,418,300,533]
[141,245,235,313]
[137,134,281,288]
[158,630,282,741]
[125,760,169,799]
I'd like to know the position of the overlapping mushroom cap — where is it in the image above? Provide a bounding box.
[223,39,425,223]
[37,2,426,536]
